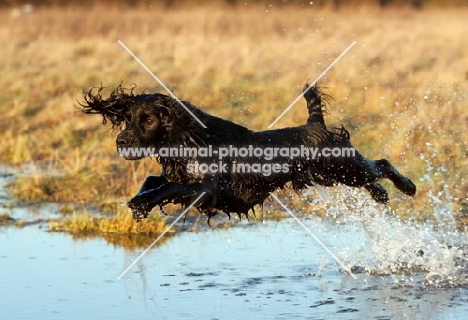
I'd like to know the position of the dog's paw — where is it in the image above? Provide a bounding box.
[365,183,389,204]
[394,177,417,197]
[402,179,417,197]
[128,193,153,222]
[130,208,148,222]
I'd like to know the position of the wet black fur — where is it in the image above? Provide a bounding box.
[80,83,416,224]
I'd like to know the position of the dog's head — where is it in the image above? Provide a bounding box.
[80,84,184,160]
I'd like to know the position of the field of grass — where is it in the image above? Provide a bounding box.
[0,3,467,234]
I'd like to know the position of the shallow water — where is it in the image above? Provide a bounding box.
[2,216,468,319]
[2,166,468,319]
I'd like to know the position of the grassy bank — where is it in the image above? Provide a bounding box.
[48,210,171,249]
[0,4,467,233]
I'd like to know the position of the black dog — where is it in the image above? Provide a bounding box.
[80,83,416,223]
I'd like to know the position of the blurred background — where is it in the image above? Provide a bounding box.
[0,0,467,227]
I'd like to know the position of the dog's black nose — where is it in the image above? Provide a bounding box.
[117,137,128,146]
[116,131,135,147]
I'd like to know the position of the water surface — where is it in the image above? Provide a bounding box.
[2,215,468,319]
[2,167,468,319]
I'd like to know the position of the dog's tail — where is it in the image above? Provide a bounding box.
[303,84,327,126]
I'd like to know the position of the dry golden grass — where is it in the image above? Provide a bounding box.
[49,210,168,234]
[0,4,467,231]
[49,210,172,249]
[48,205,172,249]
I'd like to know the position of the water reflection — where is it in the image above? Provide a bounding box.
[66,232,171,251]
[2,218,468,319]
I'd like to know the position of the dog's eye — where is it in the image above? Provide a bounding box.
[145,118,155,126]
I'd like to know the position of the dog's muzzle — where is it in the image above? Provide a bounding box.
[116,131,146,160]
[116,131,137,148]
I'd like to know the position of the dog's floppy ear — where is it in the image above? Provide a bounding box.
[78,83,136,129]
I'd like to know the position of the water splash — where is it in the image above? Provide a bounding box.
[306,166,468,289]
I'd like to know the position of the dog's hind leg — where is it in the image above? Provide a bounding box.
[331,157,415,202]
[371,159,416,196]
[364,182,389,203]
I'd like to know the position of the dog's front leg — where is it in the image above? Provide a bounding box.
[134,174,168,196]
[127,179,217,222]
